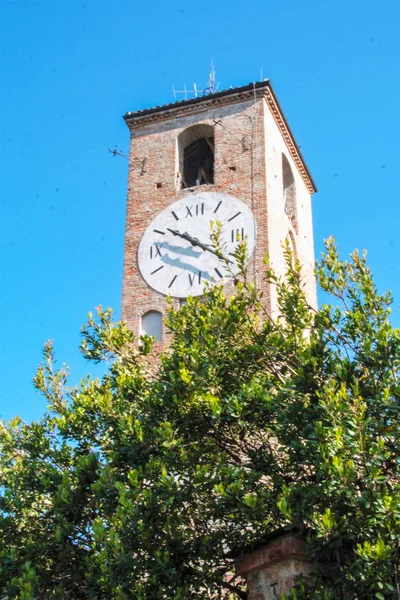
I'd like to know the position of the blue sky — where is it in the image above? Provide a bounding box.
[1,0,399,422]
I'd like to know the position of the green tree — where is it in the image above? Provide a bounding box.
[0,238,399,599]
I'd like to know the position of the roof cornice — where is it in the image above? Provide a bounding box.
[124,81,317,194]
[124,81,270,124]
[263,86,317,193]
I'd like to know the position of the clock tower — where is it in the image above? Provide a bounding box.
[122,80,317,343]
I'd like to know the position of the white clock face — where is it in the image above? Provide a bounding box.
[137,192,256,298]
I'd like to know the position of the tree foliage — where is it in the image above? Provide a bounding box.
[0,238,399,599]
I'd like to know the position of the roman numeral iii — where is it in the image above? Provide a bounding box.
[231,228,245,242]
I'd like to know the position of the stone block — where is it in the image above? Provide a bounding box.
[236,533,314,599]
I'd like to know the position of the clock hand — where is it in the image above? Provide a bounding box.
[167,228,209,251]
[167,228,227,261]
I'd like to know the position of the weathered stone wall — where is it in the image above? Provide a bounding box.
[236,534,314,599]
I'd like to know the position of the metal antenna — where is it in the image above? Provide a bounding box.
[203,60,219,95]
[172,61,219,100]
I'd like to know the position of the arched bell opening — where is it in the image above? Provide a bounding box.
[178,124,214,189]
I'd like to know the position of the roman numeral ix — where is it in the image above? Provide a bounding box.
[150,244,163,259]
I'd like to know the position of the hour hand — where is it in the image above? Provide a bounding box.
[167,228,194,243]
[167,228,207,249]
[167,228,225,260]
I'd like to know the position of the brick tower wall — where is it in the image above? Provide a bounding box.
[262,98,317,313]
[122,89,316,342]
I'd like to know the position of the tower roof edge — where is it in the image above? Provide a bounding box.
[123,80,270,121]
[123,80,317,194]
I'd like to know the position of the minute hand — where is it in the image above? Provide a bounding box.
[167,228,226,260]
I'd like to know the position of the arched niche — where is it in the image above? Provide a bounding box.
[286,230,297,266]
[282,154,298,233]
[178,124,214,189]
[140,310,162,342]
